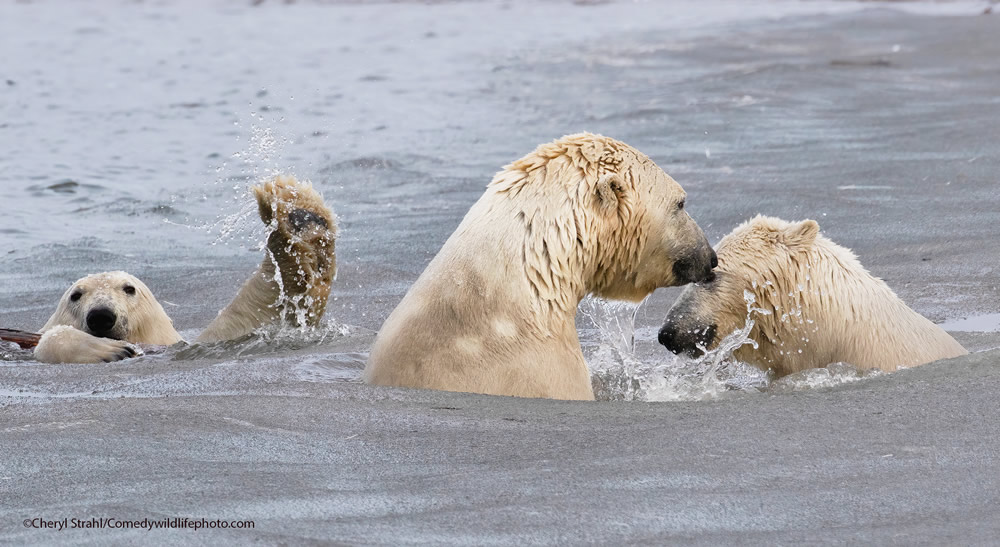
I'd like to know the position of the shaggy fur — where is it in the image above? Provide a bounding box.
[364,133,716,400]
[34,175,338,364]
[659,216,968,375]
[197,176,338,342]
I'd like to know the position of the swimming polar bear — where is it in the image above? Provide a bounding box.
[33,175,338,364]
[658,215,968,375]
[365,133,717,400]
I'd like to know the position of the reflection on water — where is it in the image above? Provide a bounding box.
[939,313,1000,333]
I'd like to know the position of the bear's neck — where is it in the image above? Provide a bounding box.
[742,240,959,375]
[452,190,596,323]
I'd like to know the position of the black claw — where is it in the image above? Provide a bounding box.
[288,208,328,232]
[122,346,136,357]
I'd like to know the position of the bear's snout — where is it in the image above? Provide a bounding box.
[86,307,118,337]
[658,322,717,357]
[673,246,717,284]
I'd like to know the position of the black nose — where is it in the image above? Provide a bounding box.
[658,322,717,358]
[673,253,716,284]
[86,307,117,335]
[658,324,680,352]
[710,249,719,269]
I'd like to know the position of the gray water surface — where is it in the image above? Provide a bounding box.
[1,1,999,544]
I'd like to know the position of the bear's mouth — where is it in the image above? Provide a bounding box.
[84,328,127,341]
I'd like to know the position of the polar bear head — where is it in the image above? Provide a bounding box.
[491,133,717,307]
[657,216,820,361]
[41,271,182,345]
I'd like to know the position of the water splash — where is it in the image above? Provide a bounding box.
[586,291,771,401]
[580,297,645,401]
[166,111,295,248]
[584,290,891,401]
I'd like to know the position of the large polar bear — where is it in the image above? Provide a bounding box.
[658,215,967,376]
[33,175,338,364]
[364,133,718,400]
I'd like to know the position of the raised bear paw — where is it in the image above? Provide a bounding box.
[253,175,339,326]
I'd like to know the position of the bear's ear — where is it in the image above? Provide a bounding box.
[594,173,622,213]
[782,219,820,250]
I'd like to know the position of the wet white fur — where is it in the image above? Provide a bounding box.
[678,216,968,375]
[365,133,712,400]
[35,272,179,363]
[34,176,337,364]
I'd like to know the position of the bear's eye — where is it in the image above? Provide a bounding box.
[677,199,685,211]
[123,285,136,296]
[69,291,82,302]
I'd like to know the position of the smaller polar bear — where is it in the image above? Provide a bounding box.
[365,133,717,400]
[34,175,338,364]
[658,215,968,376]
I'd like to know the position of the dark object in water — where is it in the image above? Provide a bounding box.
[830,58,892,67]
[0,328,42,349]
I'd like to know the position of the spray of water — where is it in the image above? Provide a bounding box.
[164,113,343,344]
[584,289,887,400]
[584,291,773,401]
[165,108,295,247]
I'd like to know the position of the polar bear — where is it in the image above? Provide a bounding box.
[33,175,338,364]
[658,215,967,376]
[364,133,717,400]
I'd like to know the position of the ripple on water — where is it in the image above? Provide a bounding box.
[27,180,106,196]
[294,353,367,383]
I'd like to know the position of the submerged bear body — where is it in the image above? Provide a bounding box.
[659,215,967,375]
[34,176,338,364]
[366,133,716,399]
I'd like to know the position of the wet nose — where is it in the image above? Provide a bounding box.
[673,249,717,284]
[86,307,117,335]
[658,324,679,352]
[658,322,716,357]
